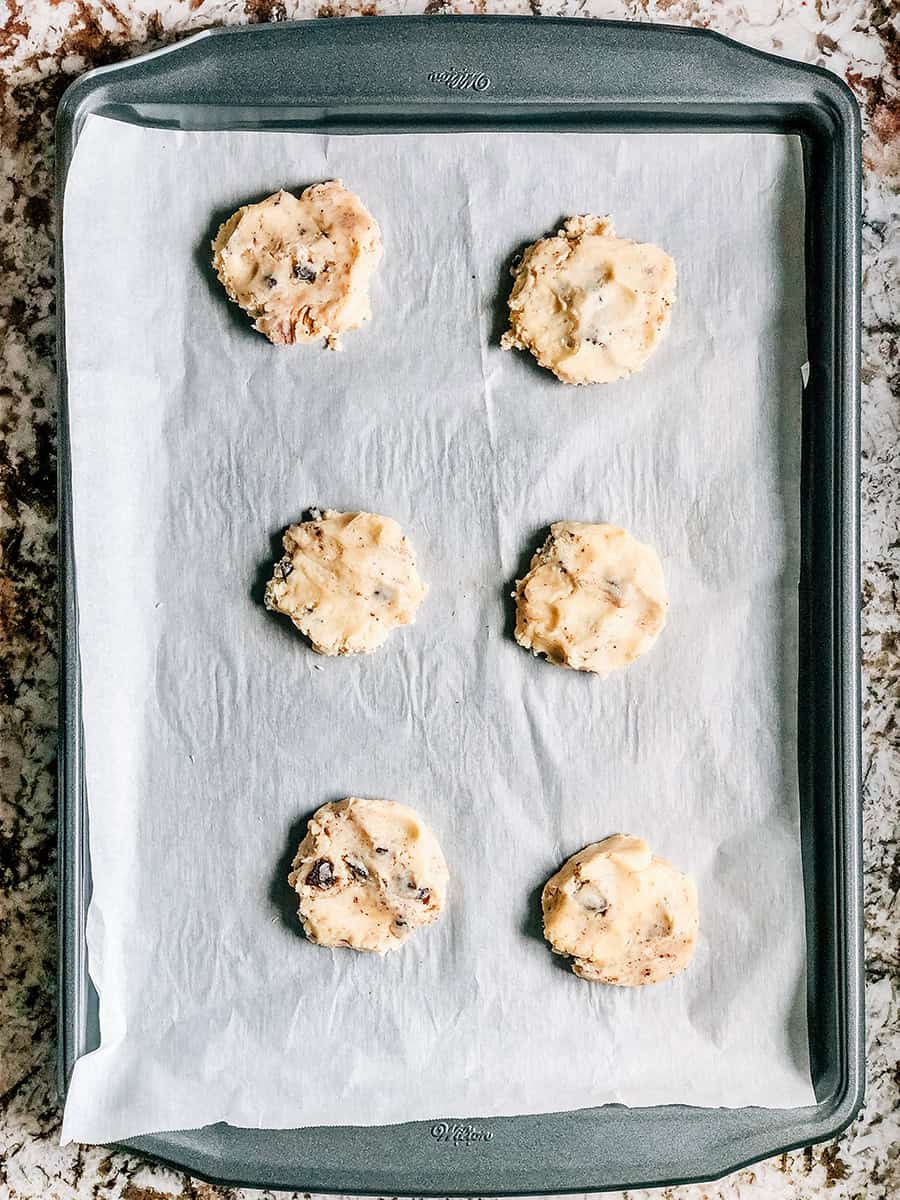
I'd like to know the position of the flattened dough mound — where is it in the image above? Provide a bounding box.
[500,216,676,384]
[542,835,699,986]
[211,181,382,347]
[265,509,427,656]
[289,798,449,953]
[514,522,667,676]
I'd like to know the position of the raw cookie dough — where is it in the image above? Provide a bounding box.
[514,522,667,676]
[500,216,676,384]
[211,181,382,347]
[542,834,699,985]
[289,797,449,953]
[265,509,427,656]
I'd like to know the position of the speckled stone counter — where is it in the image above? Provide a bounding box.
[1,2,897,1198]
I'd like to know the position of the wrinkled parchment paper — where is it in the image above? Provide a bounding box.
[61,117,813,1144]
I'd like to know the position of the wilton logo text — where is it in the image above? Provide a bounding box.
[431,1122,495,1146]
[427,70,491,92]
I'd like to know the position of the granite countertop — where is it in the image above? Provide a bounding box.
[1,1,897,1197]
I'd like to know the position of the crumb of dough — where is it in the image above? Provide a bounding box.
[212,181,382,347]
[501,216,676,384]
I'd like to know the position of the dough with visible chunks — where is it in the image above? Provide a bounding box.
[542,834,698,985]
[514,522,667,676]
[212,181,382,347]
[501,216,676,384]
[265,509,426,656]
[289,798,449,953]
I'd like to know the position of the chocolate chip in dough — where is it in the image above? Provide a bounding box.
[306,858,335,889]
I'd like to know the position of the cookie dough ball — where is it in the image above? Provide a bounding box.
[542,834,698,986]
[211,181,382,347]
[514,522,667,677]
[265,509,427,656]
[288,798,449,953]
[500,216,676,384]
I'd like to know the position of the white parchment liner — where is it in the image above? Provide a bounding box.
[61,118,812,1143]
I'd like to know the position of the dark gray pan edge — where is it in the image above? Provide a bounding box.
[55,15,863,1195]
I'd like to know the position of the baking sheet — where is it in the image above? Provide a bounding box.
[60,116,813,1145]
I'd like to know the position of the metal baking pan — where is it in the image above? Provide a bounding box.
[57,15,863,1194]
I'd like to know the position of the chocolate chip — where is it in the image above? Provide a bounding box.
[345,859,369,880]
[417,888,431,903]
[293,263,317,283]
[375,846,388,855]
[265,275,277,288]
[277,560,293,581]
[577,883,609,914]
[394,917,407,927]
[306,858,335,889]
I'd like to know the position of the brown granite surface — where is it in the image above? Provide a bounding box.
[0,2,897,1198]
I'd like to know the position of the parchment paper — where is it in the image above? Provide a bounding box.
[61,116,813,1145]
